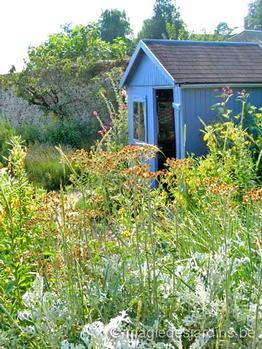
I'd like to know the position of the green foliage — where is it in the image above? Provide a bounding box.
[202,121,255,188]
[245,0,262,30]
[0,23,128,120]
[0,113,100,150]
[0,138,48,316]
[25,144,72,191]
[162,94,261,212]
[162,122,257,210]
[189,22,233,41]
[213,89,262,175]
[0,120,17,166]
[42,117,97,149]
[93,80,128,152]
[137,0,188,40]
[99,9,133,43]
[136,1,232,42]
[0,107,261,347]
[27,23,127,69]
[16,123,43,145]
[214,21,234,38]
[252,108,262,173]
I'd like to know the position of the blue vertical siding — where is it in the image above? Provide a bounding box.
[128,86,158,170]
[127,50,174,148]
[173,86,185,159]
[128,52,173,87]
[127,51,174,171]
[125,46,262,164]
[182,87,262,156]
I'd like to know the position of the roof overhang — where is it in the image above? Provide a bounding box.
[120,40,175,88]
[181,83,262,89]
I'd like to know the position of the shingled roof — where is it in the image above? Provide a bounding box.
[144,40,262,85]
[122,40,262,86]
[228,30,262,44]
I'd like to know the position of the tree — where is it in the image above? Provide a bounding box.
[137,0,188,40]
[99,9,132,43]
[245,0,262,30]
[214,22,233,39]
[189,22,233,42]
[0,23,128,119]
[26,23,127,70]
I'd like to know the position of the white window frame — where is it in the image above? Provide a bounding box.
[132,97,147,144]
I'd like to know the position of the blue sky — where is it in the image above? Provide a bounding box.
[0,0,252,73]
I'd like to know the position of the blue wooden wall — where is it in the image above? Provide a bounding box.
[182,87,262,156]
[127,51,174,170]
[127,51,172,87]
[126,48,262,163]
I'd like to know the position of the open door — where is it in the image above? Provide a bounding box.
[156,89,176,170]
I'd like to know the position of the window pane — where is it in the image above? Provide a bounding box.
[133,101,145,141]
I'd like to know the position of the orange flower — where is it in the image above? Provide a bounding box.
[243,188,262,203]
[207,182,239,196]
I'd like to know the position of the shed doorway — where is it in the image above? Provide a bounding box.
[156,89,176,170]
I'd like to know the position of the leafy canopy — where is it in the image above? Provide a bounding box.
[27,23,128,69]
[99,9,132,43]
[189,22,233,41]
[1,23,128,118]
[137,0,188,40]
[245,0,262,30]
[137,0,232,41]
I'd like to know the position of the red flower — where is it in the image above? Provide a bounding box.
[103,124,110,131]
[120,103,128,110]
[121,90,127,98]
[222,87,233,96]
[97,123,111,137]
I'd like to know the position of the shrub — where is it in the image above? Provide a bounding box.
[25,144,72,190]
[0,119,17,166]
[0,137,50,316]
[94,79,128,152]
[0,99,261,348]
[10,142,260,349]
[16,122,44,144]
[42,116,98,149]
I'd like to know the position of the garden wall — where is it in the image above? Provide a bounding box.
[0,61,127,128]
[0,87,44,126]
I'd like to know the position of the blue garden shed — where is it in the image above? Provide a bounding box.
[120,40,262,171]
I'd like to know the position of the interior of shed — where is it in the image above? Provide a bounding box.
[156,89,176,170]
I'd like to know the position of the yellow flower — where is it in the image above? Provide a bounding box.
[122,230,131,239]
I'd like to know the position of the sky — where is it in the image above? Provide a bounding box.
[0,0,252,74]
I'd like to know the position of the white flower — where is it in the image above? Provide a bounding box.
[18,310,32,321]
[80,312,140,349]
[80,321,106,347]
[189,329,214,349]
[195,277,209,304]
[61,340,70,349]
[23,325,36,336]
[22,274,44,307]
[61,340,85,349]
[167,322,184,349]
[105,311,130,337]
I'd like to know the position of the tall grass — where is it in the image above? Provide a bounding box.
[0,95,261,348]
[25,143,72,190]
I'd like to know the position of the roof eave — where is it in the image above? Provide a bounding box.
[120,41,143,88]
[180,82,262,89]
[120,40,175,88]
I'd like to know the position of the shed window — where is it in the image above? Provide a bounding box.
[133,101,146,142]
